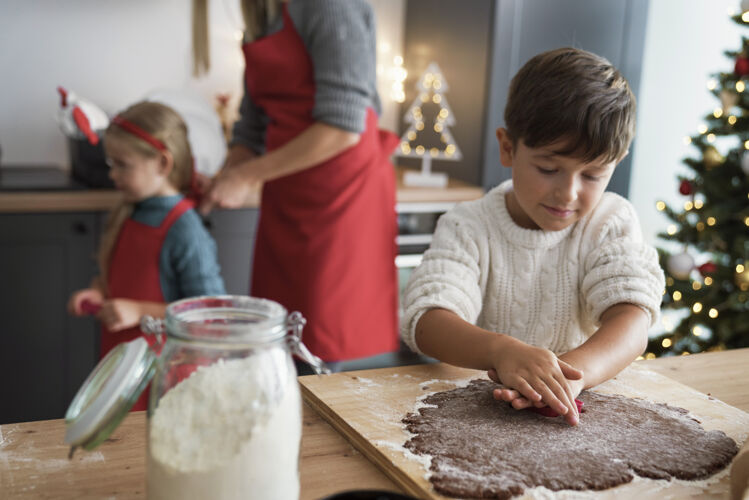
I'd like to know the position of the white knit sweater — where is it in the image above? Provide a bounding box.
[401,181,665,355]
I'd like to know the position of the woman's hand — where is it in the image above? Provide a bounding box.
[192,171,212,195]
[97,298,143,332]
[488,339,583,425]
[199,160,263,215]
[223,143,256,169]
[68,288,104,316]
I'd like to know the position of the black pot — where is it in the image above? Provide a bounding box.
[68,136,114,188]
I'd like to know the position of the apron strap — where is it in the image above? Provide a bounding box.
[159,198,195,231]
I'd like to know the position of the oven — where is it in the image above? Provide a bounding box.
[395,201,457,315]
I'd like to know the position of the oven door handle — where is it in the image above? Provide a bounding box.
[395,254,423,269]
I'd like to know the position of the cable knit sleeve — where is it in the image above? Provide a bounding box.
[580,195,665,327]
[401,206,485,354]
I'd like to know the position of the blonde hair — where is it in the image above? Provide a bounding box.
[98,102,193,293]
[192,0,210,76]
[192,0,281,76]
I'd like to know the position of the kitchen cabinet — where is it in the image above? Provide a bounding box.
[0,212,99,424]
[0,207,257,424]
[206,208,258,296]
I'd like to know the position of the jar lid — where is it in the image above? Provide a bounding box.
[64,337,156,457]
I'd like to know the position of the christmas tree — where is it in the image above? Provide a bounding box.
[396,62,462,187]
[647,9,749,357]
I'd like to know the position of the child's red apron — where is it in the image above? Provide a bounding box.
[242,5,399,362]
[103,198,193,411]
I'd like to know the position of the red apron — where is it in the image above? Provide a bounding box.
[103,198,194,411]
[243,5,399,362]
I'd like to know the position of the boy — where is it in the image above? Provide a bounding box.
[401,47,665,426]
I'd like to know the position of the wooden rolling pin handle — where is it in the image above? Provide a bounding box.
[732,438,749,500]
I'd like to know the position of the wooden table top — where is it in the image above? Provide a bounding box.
[2,348,747,500]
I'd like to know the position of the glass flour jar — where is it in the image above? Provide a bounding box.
[65,295,328,500]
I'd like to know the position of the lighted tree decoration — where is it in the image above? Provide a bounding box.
[646,6,749,357]
[396,62,462,187]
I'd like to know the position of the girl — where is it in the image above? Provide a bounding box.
[68,101,225,410]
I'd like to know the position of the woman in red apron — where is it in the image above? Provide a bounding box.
[199,0,399,365]
[68,102,226,409]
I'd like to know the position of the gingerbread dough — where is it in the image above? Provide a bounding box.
[403,379,738,499]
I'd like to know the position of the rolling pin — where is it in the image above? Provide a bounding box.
[732,437,749,500]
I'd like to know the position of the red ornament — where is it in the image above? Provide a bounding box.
[736,56,749,76]
[679,179,693,195]
[698,262,717,275]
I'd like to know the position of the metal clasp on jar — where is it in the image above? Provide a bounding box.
[287,311,331,375]
[140,315,167,349]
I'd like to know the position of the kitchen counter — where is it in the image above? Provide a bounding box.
[2,348,748,499]
[0,167,484,213]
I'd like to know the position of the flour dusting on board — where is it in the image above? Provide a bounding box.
[373,439,432,473]
[80,451,106,464]
[371,375,478,481]
[0,424,107,474]
[355,376,380,387]
[343,375,381,395]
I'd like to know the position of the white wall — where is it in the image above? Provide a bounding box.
[630,0,744,246]
[0,0,404,168]
[370,0,406,132]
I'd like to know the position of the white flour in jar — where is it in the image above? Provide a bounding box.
[147,349,301,500]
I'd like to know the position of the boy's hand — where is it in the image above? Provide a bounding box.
[489,339,583,425]
[97,299,142,332]
[490,368,585,410]
[68,288,104,316]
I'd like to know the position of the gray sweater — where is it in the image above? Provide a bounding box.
[231,0,381,154]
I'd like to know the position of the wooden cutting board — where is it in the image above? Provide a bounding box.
[299,362,749,499]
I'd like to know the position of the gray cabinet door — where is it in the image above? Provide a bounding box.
[207,208,259,296]
[481,0,649,195]
[0,213,99,424]
[0,208,259,424]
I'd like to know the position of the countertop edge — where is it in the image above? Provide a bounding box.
[0,167,485,213]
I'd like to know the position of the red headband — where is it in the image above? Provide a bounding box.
[111,115,167,152]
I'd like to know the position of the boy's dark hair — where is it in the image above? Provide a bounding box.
[504,47,635,163]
